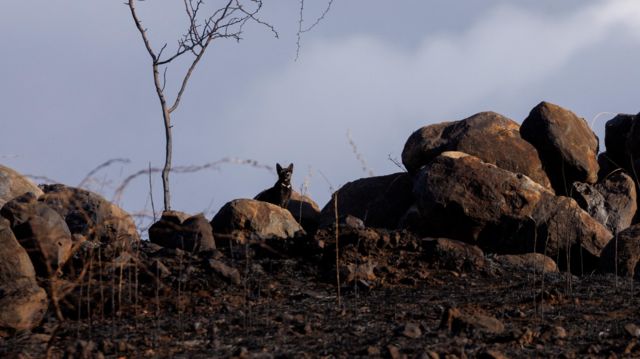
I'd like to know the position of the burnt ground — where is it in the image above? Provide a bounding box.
[2,230,640,359]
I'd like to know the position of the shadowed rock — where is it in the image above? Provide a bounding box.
[402,111,552,189]
[319,173,414,230]
[494,253,558,273]
[572,171,636,234]
[287,191,321,233]
[1,192,73,277]
[38,184,139,258]
[602,113,640,224]
[520,101,599,195]
[421,238,485,272]
[149,211,215,253]
[604,113,639,169]
[599,224,640,278]
[0,218,48,335]
[0,165,43,208]
[414,152,612,270]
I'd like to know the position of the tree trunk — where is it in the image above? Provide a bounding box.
[162,109,172,211]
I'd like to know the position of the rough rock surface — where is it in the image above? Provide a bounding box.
[401,111,552,189]
[1,193,73,276]
[493,253,558,273]
[422,238,485,272]
[0,165,43,208]
[287,191,321,233]
[0,218,48,335]
[149,211,215,253]
[211,199,304,246]
[38,184,139,257]
[599,224,640,277]
[440,307,505,335]
[520,101,600,194]
[572,171,637,234]
[319,173,413,230]
[414,152,612,269]
[602,113,640,224]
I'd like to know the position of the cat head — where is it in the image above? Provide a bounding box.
[276,163,293,183]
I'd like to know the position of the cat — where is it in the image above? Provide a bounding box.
[254,163,293,208]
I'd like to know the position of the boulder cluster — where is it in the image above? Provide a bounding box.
[322,101,639,275]
[0,168,139,336]
[0,101,639,341]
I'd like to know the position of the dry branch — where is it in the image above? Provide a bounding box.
[112,157,274,204]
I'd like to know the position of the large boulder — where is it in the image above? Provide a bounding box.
[401,112,552,189]
[520,101,599,195]
[1,192,73,277]
[319,173,414,230]
[571,171,637,235]
[604,113,639,169]
[602,113,640,224]
[0,165,43,208]
[0,218,48,335]
[38,184,139,258]
[211,199,304,246]
[287,191,321,233]
[599,224,640,278]
[414,152,612,269]
[149,211,215,253]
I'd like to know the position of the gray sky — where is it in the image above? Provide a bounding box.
[2,0,640,226]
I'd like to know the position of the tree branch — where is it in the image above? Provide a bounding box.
[127,0,158,62]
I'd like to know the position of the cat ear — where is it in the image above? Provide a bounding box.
[276,163,283,173]
[287,163,294,171]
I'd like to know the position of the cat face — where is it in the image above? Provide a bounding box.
[276,163,293,183]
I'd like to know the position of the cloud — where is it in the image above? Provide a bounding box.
[214,0,640,202]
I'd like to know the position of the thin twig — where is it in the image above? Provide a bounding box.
[148,162,157,222]
[295,0,334,60]
[347,130,374,177]
[78,158,131,189]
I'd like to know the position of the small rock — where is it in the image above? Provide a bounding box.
[367,346,381,356]
[149,259,171,279]
[386,344,402,359]
[208,259,241,285]
[422,351,440,359]
[232,346,250,359]
[149,211,215,253]
[494,253,558,273]
[440,307,505,335]
[478,350,508,359]
[399,322,422,339]
[625,323,640,338]
[553,326,568,339]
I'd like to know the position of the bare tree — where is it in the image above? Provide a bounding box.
[126,0,277,211]
[127,0,333,212]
